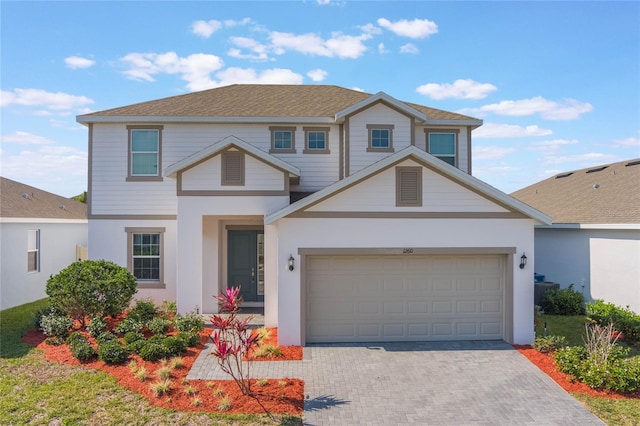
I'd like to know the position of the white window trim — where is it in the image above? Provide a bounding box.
[126,125,164,182]
[125,227,166,288]
[27,229,40,273]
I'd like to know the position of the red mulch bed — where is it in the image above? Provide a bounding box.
[514,345,640,400]
[23,325,303,415]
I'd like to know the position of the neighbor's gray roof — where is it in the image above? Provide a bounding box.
[511,159,640,224]
[77,84,477,122]
[0,177,87,219]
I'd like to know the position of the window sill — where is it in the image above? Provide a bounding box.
[137,282,166,289]
[269,149,297,154]
[303,149,331,154]
[367,147,394,153]
[126,176,163,182]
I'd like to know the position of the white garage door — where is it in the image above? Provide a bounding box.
[306,254,505,343]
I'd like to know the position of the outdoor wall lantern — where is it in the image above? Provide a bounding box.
[288,254,295,271]
[519,253,527,269]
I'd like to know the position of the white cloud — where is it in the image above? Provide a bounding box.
[269,31,371,59]
[399,43,419,54]
[544,152,619,165]
[120,51,224,91]
[1,131,56,145]
[472,146,516,160]
[473,122,553,139]
[1,145,88,194]
[359,23,383,36]
[64,56,95,69]
[351,86,365,92]
[378,43,388,54]
[317,0,331,4]
[612,136,640,148]
[307,68,328,82]
[228,37,270,61]
[460,96,593,120]
[0,88,93,111]
[191,19,222,38]
[529,138,579,151]
[376,18,438,39]
[223,18,252,27]
[214,67,303,86]
[417,79,497,100]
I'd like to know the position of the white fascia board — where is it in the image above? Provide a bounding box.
[423,119,483,128]
[76,115,335,125]
[265,145,551,225]
[335,92,427,121]
[536,223,640,230]
[0,218,88,224]
[164,135,300,178]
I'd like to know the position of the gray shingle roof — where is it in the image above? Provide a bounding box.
[78,84,477,122]
[511,159,640,224]
[0,177,87,220]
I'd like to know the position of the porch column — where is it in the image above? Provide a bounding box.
[176,205,203,315]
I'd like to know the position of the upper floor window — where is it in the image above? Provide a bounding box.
[127,125,163,181]
[27,229,40,272]
[126,227,165,288]
[426,129,458,167]
[269,126,296,154]
[367,124,394,152]
[303,127,330,154]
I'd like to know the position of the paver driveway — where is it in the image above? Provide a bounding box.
[188,340,604,425]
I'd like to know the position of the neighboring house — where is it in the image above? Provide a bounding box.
[76,84,550,345]
[512,159,640,313]
[0,177,88,310]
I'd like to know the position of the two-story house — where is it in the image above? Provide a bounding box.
[77,84,549,345]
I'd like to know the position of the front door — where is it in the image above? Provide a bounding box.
[227,230,264,302]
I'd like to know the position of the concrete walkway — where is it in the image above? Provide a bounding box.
[188,339,604,425]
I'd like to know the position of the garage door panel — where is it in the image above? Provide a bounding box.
[306,254,505,342]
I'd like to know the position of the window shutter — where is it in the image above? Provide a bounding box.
[222,151,245,186]
[396,167,422,206]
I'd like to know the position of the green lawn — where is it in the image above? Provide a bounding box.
[535,313,640,425]
[0,300,300,425]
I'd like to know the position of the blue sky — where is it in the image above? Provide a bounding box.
[2,1,639,197]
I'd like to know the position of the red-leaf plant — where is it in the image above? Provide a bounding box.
[210,286,262,396]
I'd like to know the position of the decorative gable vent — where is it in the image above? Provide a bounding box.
[221,150,245,186]
[396,167,422,207]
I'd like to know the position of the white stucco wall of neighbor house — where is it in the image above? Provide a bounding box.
[88,219,177,307]
[590,234,640,314]
[535,227,640,313]
[273,217,536,346]
[1,220,87,310]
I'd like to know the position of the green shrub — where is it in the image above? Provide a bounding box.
[68,333,96,361]
[175,312,205,333]
[533,335,567,353]
[587,300,640,342]
[127,339,147,355]
[542,284,585,315]
[139,342,168,362]
[177,331,201,347]
[87,316,107,338]
[159,300,177,318]
[39,312,73,338]
[123,331,145,344]
[46,260,137,327]
[33,305,64,329]
[98,339,129,364]
[66,331,87,346]
[114,317,143,335]
[147,317,171,335]
[554,345,588,376]
[128,298,158,323]
[96,331,117,344]
[162,336,187,356]
[45,337,64,346]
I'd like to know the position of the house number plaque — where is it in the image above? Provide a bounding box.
[402,248,414,254]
